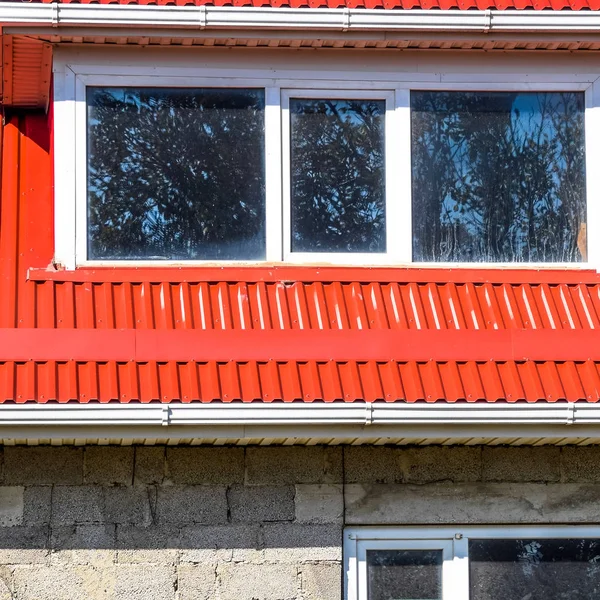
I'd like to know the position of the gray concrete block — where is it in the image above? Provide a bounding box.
[23,486,52,525]
[50,524,116,566]
[115,564,175,600]
[84,447,134,486]
[134,447,165,485]
[0,526,49,564]
[216,563,298,600]
[246,446,342,485]
[228,485,294,523]
[116,524,180,564]
[156,486,227,525]
[178,564,216,600]
[52,486,104,525]
[299,563,342,600]
[179,524,260,563]
[5,447,83,485]
[12,565,116,599]
[345,482,600,525]
[0,487,23,526]
[261,523,342,563]
[403,446,481,483]
[561,446,600,483]
[294,484,343,524]
[166,447,244,484]
[104,487,151,525]
[483,446,561,482]
[344,446,403,483]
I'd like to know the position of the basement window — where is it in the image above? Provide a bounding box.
[53,53,600,269]
[345,527,600,600]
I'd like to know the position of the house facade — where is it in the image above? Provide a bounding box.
[0,2,599,598]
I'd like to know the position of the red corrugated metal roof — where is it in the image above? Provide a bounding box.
[26,0,600,12]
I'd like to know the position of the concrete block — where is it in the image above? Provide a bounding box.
[84,447,134,486]
[483,446,561,482]
[295,484,343,524]
[561,446,600,483]
[114,564,175,600]
[116,524,180,564]
[0,487,23,526]
[12,565,116,600]
[166,447,244,484]
[262,523,342,563]
[5,447,83,485]
[217,563,298,600]
[228,485,294,523]
[178,564,216,600]
[0,569,11,600]
[179,524,260,564]
[246,446,342,485]
[52,486,104,525]
[50,524,116,566]
[134,447,165,485]
[23,486,52,525]
[104,487,151,525]
[345,482,600,525]
[156,486,227,524]
[402,446,481,483]
[0,526,49,564]
[300,563,342,600]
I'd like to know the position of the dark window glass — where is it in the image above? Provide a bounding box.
[411,91,586,263]
[470,538,600,600]
[290,98,386,253]
[87,87,265,260]
[367,549,443,600]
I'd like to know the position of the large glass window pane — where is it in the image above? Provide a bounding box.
[367,549,443,600]
[470,538,600,600]
[87,87,266,260]
[411,91,586,263]
[290,98,386,253]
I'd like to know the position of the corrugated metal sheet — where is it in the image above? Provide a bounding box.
[29,0,600,12]
[1,360,599,403]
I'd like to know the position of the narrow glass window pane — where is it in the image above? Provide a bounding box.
[290,98,386,253]
[367,549,443,600]
[87,88,265,260]
[470,538,600,600]
[411,91,586,263]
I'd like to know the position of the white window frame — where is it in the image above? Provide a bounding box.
[53,55,600,270]
[345,525,600,600]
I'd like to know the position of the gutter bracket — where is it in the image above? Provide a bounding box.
[483,9,492,33]
[342,8,351,32]
[198,5,207,29]
[51,3,59,28]
[161,406,171,427]
[566,402,576,425]
[364,402,374,426]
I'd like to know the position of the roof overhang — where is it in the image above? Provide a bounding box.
[0,401,599,445]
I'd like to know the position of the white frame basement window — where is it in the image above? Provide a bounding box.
[53,57,600,269]
[345,525,600,600]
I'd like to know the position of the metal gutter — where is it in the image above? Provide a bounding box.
[2,4,600,33]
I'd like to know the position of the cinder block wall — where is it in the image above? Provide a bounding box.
[0,445,598,599]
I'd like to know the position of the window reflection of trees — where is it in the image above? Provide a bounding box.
[87,88,266,261]
[411,91,586,263]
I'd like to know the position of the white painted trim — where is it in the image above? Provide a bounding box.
[345,525,600,600]
[8,4,600,34]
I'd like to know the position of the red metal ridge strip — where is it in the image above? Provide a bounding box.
[27,266,600,285]
[1,328,600,362]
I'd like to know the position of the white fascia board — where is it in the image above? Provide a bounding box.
[2,3,600,33]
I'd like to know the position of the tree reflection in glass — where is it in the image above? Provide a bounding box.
[87,87,266,260]
[411,91,586,263]
[290,98,386,253]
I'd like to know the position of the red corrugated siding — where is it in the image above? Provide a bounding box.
[28,0,600,10]
[3,110,600,404]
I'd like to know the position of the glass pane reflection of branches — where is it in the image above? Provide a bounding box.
[290,98,386,253]
[411,91,586,263]
[470,539,600,600]
[87,87,266,261]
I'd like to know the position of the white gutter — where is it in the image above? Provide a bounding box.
[2,3,600,34]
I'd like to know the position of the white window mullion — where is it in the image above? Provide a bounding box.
[585,80,600,269]
[280,91,292,261]
[74,75,88,266]
[265,86,283,262]
[450,534,470,600]
[390,88,412,264]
